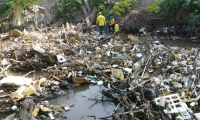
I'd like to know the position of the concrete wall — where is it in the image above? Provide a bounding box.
[0,0,4,5]
[40,0,61,24]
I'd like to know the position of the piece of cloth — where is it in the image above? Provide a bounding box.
[96,15,106,26]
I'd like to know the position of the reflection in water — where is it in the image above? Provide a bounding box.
[72,84,89,94]
[160,39,200,48]
[49,84,115,120]
[120,33,200,48]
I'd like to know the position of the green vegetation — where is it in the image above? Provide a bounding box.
[58,0,106,22]
[145,0,163,13]
[159,0,200,32]
[0,22,10,33]
[159,0,185,16]
[58,0,138,22]
[58,0,82,22]
[12,0,41,26]
[0,0,40,17]
[145,0,200,32]
[109,0,137,16]
[0,0,13,16]
[15,0,40,8]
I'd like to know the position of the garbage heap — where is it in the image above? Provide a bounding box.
[0,23,200,120]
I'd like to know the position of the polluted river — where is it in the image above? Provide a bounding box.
[1,25,200,120]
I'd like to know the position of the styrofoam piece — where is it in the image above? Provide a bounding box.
[64,106,70,111]
[11,105,18,111]
[48,113,55,120]
[176,115,184,120]
[159,97,165,107]
[123,67,132,73]
[178,108,191,120]
[0,76,33,86]
[194,113,200,120]
[172,82,182,89]
[154,94,191,120]
[97,81,103,85]
[1,58,10,66]
[154,94,184,113]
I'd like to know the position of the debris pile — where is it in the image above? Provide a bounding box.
[0,23,200,120]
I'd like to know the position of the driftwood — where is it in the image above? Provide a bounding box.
[0,64,12,74]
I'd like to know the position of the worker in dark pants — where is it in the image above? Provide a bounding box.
[109,16,115,33]
[96,12,106,38]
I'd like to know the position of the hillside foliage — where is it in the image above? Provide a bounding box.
[109,0,137,16]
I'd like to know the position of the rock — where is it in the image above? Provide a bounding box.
[9,29,22,37]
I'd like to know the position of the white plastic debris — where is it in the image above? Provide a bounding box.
[154,94,191,119]
[176,115,184,120]
[56,54,67,63]
[0,90,4,93]
[48,113,55,120]
[123,67,132,74]
[97,81,103,85]
[139,27,147,35]
[190,102,195,107]
[133,62,141,70]
[34,45,45,54]
[1,58,10,66]
[64,106,70,111]
[135,53,142,58]
[172,82,182,89]
[159,97,165,107]
[194,113,200,120]
[11,105,18,111]
[0,76,33,86]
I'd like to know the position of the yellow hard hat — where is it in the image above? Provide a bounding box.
[98,12,102,15]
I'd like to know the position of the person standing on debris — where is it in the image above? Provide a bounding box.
[114,21,119,36]
[96,12,106,38]
[109,16,115,33]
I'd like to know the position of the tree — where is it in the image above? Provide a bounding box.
[12,0,40,26]
[58,0,105,25]
[159,0,200,32]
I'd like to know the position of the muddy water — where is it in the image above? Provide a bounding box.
[0,35,200,119]
[50,84,115,120]
[124,33,200,48]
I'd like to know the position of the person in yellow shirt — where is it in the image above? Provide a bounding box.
[109,16,115,33]
[96,12,106,37]
[114,21,119,36]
